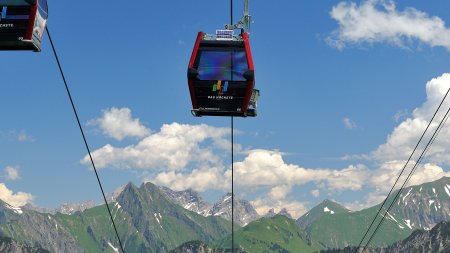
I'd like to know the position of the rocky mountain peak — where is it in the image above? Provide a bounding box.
[264,208,276,218]
[263,208,293,219]
[207,193,260,226]
[158,186,212,216]
[278,208,293,219]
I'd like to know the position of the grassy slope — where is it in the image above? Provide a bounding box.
[215,215,323,253]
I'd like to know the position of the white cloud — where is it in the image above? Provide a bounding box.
[141,148,369,217]
[150,167,227,192]
[82,123,230,171]
[232,150,369,192]
[370,161,450,193]
[251,197,309,219]
[0,130,34,142]
[371,73,450,164]
[17,131,33,142]
[268,185,292,200]
[3,166,20,180]
[88,107,151,141]
[328,0,450,50]
[0,183,33,207]
[343,117,357,129]
[345,161,450,211]
[344,192,386,211]
[311,189,320,198]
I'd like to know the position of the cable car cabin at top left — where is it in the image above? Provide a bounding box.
[0,0,48,51]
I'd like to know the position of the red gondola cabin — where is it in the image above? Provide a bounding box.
[187,30,259,117]
[0,0,48,51]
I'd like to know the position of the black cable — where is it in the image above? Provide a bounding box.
[230,1,235,252]
[354,88,450,253]
[231,116,235,253]
[45,27,125,253]
[361,105,450,252]
[231,0,233,27]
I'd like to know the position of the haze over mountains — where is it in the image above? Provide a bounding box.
[0,177,449,252]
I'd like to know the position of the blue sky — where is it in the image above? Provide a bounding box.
[2,0,450,218]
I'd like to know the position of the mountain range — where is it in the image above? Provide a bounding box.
[0,177,449,252]
[319,220,450,253]
[296,177,450,249]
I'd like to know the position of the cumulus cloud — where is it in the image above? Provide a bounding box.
[268,185,292,200]
[344,161,450,211]
[328,0,450,50]
[0,183,33,207]
[251,197,309,219]
[372,73,450,164]
[142,148,370,217]
[344,192,386,211]
[232,150,369,192]
[343,117,357,129]
[370,161,450,193]
[82,123,230,170]
[88,107,151,141]
[150,167,227,192]
[3,166,20,180]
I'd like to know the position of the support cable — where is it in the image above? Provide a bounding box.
[355,87,450,253]
[230,1,235,252]
[361,104,450,252]
[46,27,125,253]
[231,116,235,253]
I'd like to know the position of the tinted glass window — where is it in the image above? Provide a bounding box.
[196,48,248,81]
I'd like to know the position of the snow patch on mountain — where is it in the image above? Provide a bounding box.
[324,207,335,214]
[402,188,412,204]
[154,213,163,228]
[404,219,412,229]
[429,200,435,207]
[223,195,232,202]
[108,242,119,253]
[445,185,450,197]
[5,203,22,214]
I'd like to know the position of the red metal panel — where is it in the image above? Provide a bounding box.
[189,32,204,68]
[187,32,204,109]
[25,4,37,40]
[242,32,254,114]
[242,32,254,70]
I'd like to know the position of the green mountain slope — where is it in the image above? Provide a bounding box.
[0,182,232,253]
[170,240,248,253]
[297,177,450,249]
[53,182,232,252]
[297,199,350,230]
[215,215,323,253]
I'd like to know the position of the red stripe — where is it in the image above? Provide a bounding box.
[25,4,37,40]
[242,32,255,114]
[189,32,203,68]
[187,32,204,109]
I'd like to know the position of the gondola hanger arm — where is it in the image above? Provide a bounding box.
[224,0,251,35]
